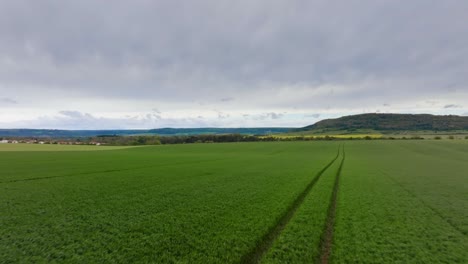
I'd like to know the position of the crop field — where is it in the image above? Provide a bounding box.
[0,143,133,152]
[332,141,468,263]
[1,141,467,263]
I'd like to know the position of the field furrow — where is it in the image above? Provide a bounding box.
[261,146,344,263]
[241,146,340,264]
[318,146,345,264]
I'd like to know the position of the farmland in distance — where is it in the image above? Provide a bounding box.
[1,141,467,263]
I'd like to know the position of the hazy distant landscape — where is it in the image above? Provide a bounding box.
[1,113,467,141]
[0,127,293,138]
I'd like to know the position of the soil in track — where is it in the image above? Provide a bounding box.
[317,145,345,264]
[241,146,342,264]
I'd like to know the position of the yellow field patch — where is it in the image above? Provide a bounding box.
[264,134,382,139]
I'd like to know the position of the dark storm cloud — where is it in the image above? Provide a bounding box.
[0,0,467,128]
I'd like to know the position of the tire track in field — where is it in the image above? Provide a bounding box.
[1,167,146,183]
[317,145,345,264]
[240,146,342,264]
[381,170,466,236]
[0,158,232,184]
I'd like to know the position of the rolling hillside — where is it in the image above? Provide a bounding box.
[299,113,468,133]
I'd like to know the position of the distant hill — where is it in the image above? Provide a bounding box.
[0,127,293,138]
[299,113,468,133]
[147,127,292,136]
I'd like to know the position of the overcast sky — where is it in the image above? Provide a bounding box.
[1,0,467,129]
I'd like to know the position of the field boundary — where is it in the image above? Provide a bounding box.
[240,146,342,264]
[317,145,345,264]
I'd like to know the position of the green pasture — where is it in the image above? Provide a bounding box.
[0,141,466,263]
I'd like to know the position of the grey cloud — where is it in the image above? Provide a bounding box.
[444,104,461,109]
[216,111,230,119]
[269,113,283,119]
[1,1,467,100]
[220,97,234,102]
[25,110,213,129]
[59,110,91,119]
[305,113,321,118]
[254,112,284,120]
[146,113,161,120]
[0,97,18,104]
[0,1,468,128]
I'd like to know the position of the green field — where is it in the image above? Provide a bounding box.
[0,143,134,151]
[1,141,467,263]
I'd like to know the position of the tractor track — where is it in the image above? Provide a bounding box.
[240,146,342,264]
[381,170,466,236]
[317,145,345,264]
[0,157,231,184]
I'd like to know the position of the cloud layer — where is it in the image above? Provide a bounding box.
[1,0,467,128]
